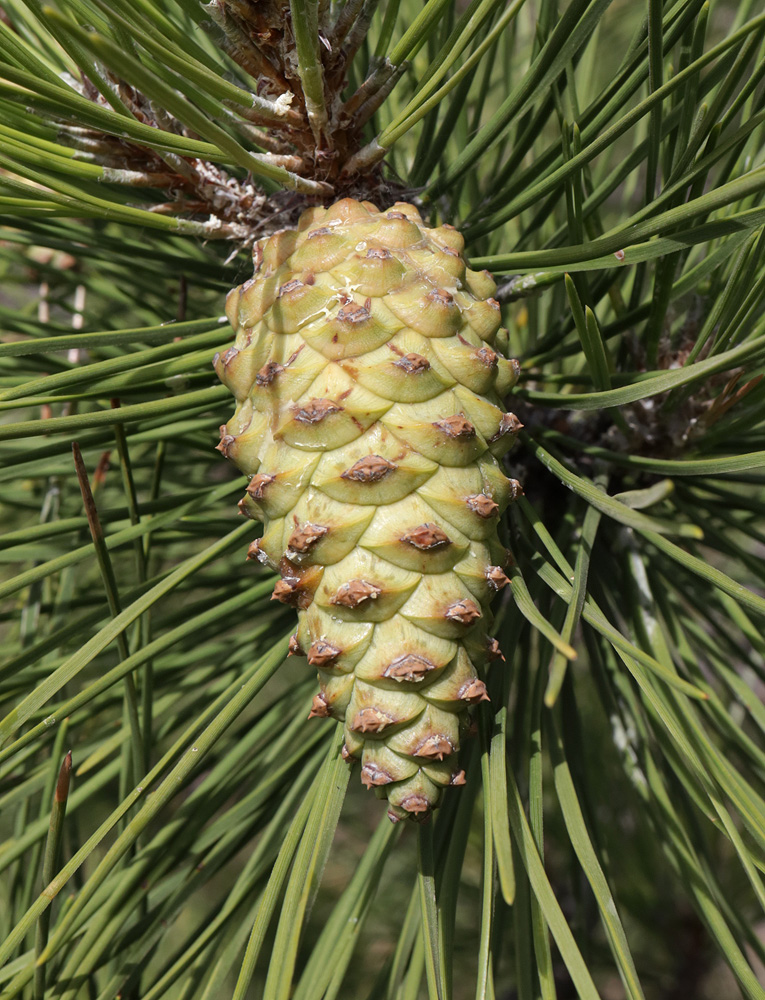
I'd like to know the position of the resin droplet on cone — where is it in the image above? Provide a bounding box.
[215,199,521,822]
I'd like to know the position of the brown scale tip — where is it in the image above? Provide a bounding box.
[278,278,304,296]
[450,769,467,786]
[287,521,329,553]
[341,743,358,761]
[351,707,396,733]
[400,523,451,551]
[271,577,312,609]
[399,794,432,815]
[445,598,482,625]
[366,247,391,259]
[486,566,511,591]
[237,498,255,519]
[337,300,371,324]
[459,679,490,703]
[308,692,331,719]
[387,810,402,824]
[476,347,498,368]
[466,494,499,518]
[490,412,524,442]
[486,637,505,662]
[247,474,275,499]
[246,539,269,563]
[341,455,395,482]
[435,414,476,439]
[256,360,284,386]
[360,763,394,788]
[383,653,436,682]
[394,352,431,374]
[288,634,305,656]
[216,426,235,457]
[308,639,341,667]
[427,288,454,305]
[414,735,455,761]
[292,398,341,424]
[330,579,381,608]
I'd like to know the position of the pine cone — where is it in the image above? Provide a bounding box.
[215,199,521,821]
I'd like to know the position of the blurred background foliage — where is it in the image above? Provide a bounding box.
[1,0,765,997]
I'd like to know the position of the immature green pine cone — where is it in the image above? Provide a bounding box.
[214,199,522,822]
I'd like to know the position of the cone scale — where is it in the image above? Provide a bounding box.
[215,199,521,821]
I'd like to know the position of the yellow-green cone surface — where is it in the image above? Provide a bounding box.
[215,199,521,821]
